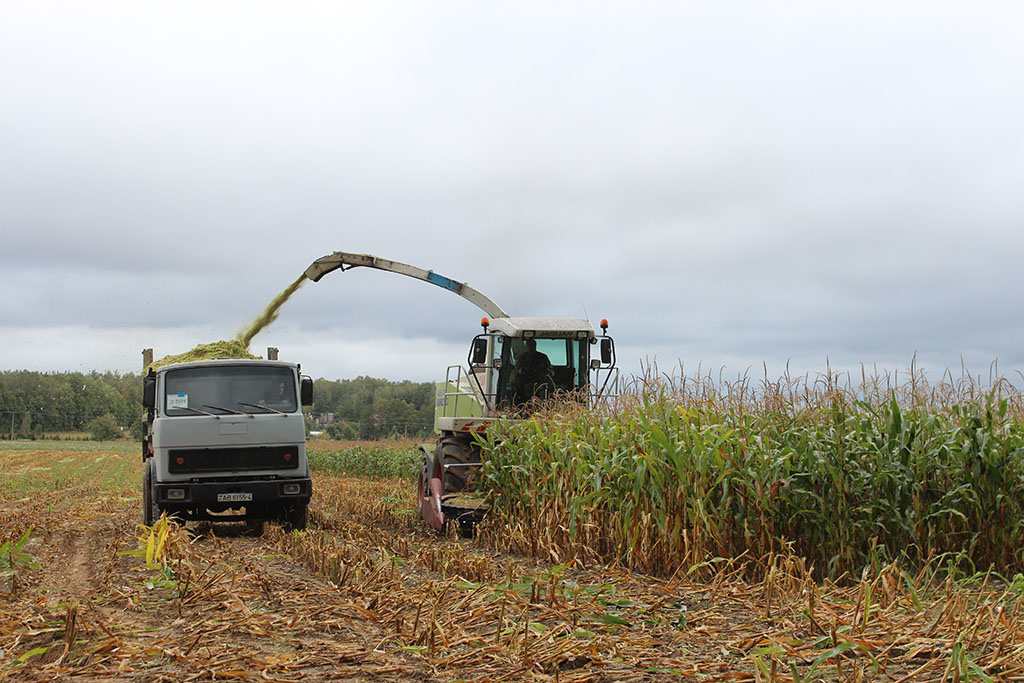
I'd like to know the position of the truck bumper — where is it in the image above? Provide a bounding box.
[154,478,311,520]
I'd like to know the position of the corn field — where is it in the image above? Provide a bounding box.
[307,439,421,479]
[480,367,1024,580]
[2,440,1023,679]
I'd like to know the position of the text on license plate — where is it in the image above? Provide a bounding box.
[217,492,253,502]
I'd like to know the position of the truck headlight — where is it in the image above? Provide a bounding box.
[166,488,186,500]
[282,483,301,495]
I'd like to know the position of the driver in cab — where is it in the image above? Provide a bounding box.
[260,381,288,407]
[513,338,552,402]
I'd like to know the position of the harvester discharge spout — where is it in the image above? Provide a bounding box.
[304,251,510,319]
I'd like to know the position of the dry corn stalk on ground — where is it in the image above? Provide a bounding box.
[0,444,1021,681]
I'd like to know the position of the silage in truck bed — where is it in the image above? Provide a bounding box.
[148,340,260,371]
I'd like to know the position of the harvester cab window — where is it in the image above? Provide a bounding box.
[499,337,585,408]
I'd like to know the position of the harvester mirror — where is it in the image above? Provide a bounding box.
[600,338,614,365]
[142,377,156,408]
[300,376,314,406]
[470,337,488,366]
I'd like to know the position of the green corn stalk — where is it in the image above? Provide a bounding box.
[479,371,1024,580]
[0,527,39,574]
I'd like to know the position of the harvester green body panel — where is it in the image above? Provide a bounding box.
[434,377,486,428]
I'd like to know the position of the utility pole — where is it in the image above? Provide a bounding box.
[9,411,14,442]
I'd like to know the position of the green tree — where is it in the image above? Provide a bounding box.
[86,414,121,441]
[0,370,140,436]
[311,376,435,439]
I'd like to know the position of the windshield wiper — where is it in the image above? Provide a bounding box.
[238,402,286,415]
[202,404,248,416]
[175,406,218,418]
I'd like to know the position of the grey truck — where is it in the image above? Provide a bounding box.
[142,358,313,529]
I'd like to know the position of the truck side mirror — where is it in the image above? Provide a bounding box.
[470,337,488,365]
[142,377,156,408]
[300,376,314,406]
[600,338,614,365]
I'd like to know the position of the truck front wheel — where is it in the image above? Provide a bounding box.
[142,461,159,526]
[281,503,308,531]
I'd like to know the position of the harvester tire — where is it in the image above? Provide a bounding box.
[417,453,436,519]
[435,435,480,494]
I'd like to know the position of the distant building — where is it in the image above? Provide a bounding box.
[311,412,335,427]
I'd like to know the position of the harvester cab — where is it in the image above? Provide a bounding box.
[438,315,617,429]
[303,251,618,535]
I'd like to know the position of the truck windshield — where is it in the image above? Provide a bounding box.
[164,366,297,416]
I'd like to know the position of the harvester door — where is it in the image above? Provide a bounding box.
[467,334,496,410]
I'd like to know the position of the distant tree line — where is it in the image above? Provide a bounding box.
[0,371,436,441]
[310,376,435,440]
[0,370,142,440]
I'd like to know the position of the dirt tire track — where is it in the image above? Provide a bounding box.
[5,500,431,681]
[43,515,110,600]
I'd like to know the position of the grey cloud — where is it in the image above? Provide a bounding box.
[1,2,1022,380]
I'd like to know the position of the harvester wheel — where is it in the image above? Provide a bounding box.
[435,435,480,494]
[417,453,434,519]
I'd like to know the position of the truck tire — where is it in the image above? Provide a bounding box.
[245,517,265,536]
[142,461,158,526]
[435,435,480,494]
[282,503,308,531]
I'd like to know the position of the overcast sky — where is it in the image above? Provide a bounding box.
[2,2,1022,385]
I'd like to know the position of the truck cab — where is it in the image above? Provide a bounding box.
[142,359,314,529]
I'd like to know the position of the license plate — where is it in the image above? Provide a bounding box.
[217,492,253,502]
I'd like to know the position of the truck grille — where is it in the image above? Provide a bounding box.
[168,446,300,473]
